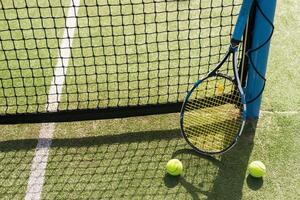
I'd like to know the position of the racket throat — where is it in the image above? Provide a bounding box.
[230,39,241,48]
[208,50,231,77]
[229,43,239,53]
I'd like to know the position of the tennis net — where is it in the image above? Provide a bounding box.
[0,0,246,123]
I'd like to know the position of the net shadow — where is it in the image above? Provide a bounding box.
[0,119,257,199]
[0,139,37,199]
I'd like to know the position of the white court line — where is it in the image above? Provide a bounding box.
[25,0,80,199]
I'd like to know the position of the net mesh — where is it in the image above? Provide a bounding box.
[0,0,243,117]
[182,76,245,153]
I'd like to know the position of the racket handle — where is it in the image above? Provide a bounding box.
[232,0,254,42]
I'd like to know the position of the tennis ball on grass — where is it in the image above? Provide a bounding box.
[248,161,266,178]
[166,159,183,176]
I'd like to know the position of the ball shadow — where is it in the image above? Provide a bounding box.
[246,175,264,190]
[163,174,181,188]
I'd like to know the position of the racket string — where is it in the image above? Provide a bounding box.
[184,107,242,149]
[183,77,244,152]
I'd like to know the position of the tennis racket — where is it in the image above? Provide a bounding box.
[180,0,254,155]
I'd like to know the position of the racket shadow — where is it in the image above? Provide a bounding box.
[165,119,258,200]
[164,148,223,199]
[206,119,258,200]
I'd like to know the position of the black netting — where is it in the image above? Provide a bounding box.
[0,0,243,121]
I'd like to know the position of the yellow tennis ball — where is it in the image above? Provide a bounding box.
[216,84,225,94]
[166,159,183,176]
[248,161,266,178]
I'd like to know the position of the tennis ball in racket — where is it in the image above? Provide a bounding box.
[216,84,225,94]
[248,161,266,178]
[166,159,183,176]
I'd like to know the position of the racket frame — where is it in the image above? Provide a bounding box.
[180,44,247,155]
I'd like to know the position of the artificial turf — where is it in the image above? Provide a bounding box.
[0,0,299,199]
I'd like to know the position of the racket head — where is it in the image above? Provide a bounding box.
[180,74,246,155]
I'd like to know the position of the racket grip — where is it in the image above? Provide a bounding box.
[232,0,254,42]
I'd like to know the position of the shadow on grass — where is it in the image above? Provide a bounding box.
[160,120,259,200]
[0,120,258,199]
[0,129,184,199]
[205,119,259,200]
[246,175,264,191]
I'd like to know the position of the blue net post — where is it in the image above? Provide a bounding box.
[245,0,277,119]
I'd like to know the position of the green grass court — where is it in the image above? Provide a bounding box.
[0,0,299,199]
